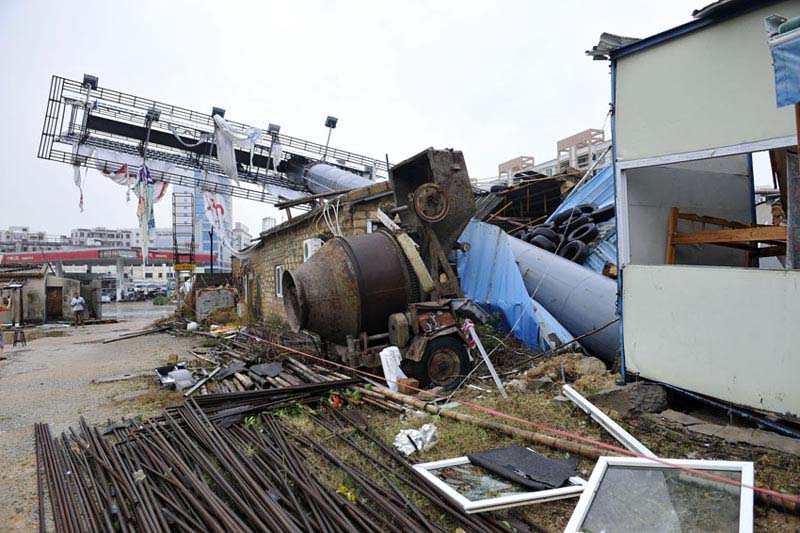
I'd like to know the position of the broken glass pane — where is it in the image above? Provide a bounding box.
[580,466,741,533]
[428,463,527,501]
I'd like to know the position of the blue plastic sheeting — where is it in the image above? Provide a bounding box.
[770,28,800,107]
[457,221,539,350]
[546,165,615,221]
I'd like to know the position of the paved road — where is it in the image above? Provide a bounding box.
[0,301,196,530]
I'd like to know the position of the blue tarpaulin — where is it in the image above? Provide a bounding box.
[457,221,539,350]
[769,26,800,107]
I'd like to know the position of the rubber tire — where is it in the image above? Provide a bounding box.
[550,208,583,227]
[530,234,557,252]
[575,203,597,215]
[558,240,590,263]
[589,204,615,223]
[530,226,559,242]
[490,184,508,193]
[521,231,534,243]
[406,336,470,391]
[568,223,599,243]
[558,214,590,234]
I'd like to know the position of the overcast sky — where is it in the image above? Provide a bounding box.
[2,0,757,238]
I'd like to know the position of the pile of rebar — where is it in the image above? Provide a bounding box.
[34,383,518,532]
[189,329,353,394]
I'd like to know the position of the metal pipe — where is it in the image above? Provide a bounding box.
[303,162,373,194]
[507,235,620,364]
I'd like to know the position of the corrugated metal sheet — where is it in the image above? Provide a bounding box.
[545,165,617,274]
[546,165,615,220]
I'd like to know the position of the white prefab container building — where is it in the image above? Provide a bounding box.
[602,0,800,417]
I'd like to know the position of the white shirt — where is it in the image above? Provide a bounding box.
[70,297,85,312]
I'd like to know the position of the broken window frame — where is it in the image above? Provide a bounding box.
[412,456,586,514]
[564,457,754,533]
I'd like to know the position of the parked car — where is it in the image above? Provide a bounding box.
[100,294,111,303]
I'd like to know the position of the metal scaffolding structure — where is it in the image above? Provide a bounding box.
[38,75,387,205]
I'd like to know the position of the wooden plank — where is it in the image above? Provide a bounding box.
[665,207,679,265]
[672,225,787,245]
[676,212,749,229]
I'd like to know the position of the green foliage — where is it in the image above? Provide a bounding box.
[152,295,171,306]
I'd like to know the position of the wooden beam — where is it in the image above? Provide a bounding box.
[672,225,787,245]
[665,207,679,264]
[675,212,749,229]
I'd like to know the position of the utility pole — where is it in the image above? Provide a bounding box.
[209,227,214,274]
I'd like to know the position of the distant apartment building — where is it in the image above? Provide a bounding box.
[0,226,70,252]
[175,181,234,271]
[125,227,172,250]
[70,227,130,248]
[481,128,613,189]
[231,222,253,251]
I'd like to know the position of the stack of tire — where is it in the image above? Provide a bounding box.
[518,203,615,264]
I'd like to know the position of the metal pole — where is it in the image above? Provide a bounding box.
[322,128,332,161]
[209,228,214,274]
[789,103,800,269]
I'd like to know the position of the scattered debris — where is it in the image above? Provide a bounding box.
[650,410,800,457]
[587,381,668,418]
[101,325,171,344]
[563,384,656,458]
[467,446,578,491]
[565,457,754,533]
[394,423,439,456]
[414,454,586,514]
[91,369,152,384]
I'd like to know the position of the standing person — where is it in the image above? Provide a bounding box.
[70,292,86,327]
[0,295,10,361]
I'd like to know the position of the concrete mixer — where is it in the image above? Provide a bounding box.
[282,148,482,389]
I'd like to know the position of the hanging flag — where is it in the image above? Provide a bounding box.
[136,164,157,257]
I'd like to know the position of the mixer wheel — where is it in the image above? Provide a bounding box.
[408,336,470,391]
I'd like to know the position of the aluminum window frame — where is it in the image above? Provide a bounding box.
[564,457,754,533]
[413,455,586,514]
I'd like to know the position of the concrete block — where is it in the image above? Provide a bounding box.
[588,381,668,417]
[575,356,607,377]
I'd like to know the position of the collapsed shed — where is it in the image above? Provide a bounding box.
[592,0,800,416]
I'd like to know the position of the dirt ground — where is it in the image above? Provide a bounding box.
[0,301,197,531]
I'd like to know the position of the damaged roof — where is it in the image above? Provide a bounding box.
[257,181,393,242]
[588,0,785,60]
[586,32,640,60]
[0,263,48,278]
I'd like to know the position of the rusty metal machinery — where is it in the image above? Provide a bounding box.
[283,148,479,388]
[283,230,417,344]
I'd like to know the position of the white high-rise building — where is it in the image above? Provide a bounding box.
[175,177,233,271]
[262,217,276,232]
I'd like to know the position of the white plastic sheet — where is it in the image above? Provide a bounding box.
[213,115,260,185]
[393,423,439,456]
[379,346,407,392]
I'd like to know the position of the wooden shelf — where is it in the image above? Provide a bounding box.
[665,207,786,266]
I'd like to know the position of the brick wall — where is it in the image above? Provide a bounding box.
[241,183,392,324]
